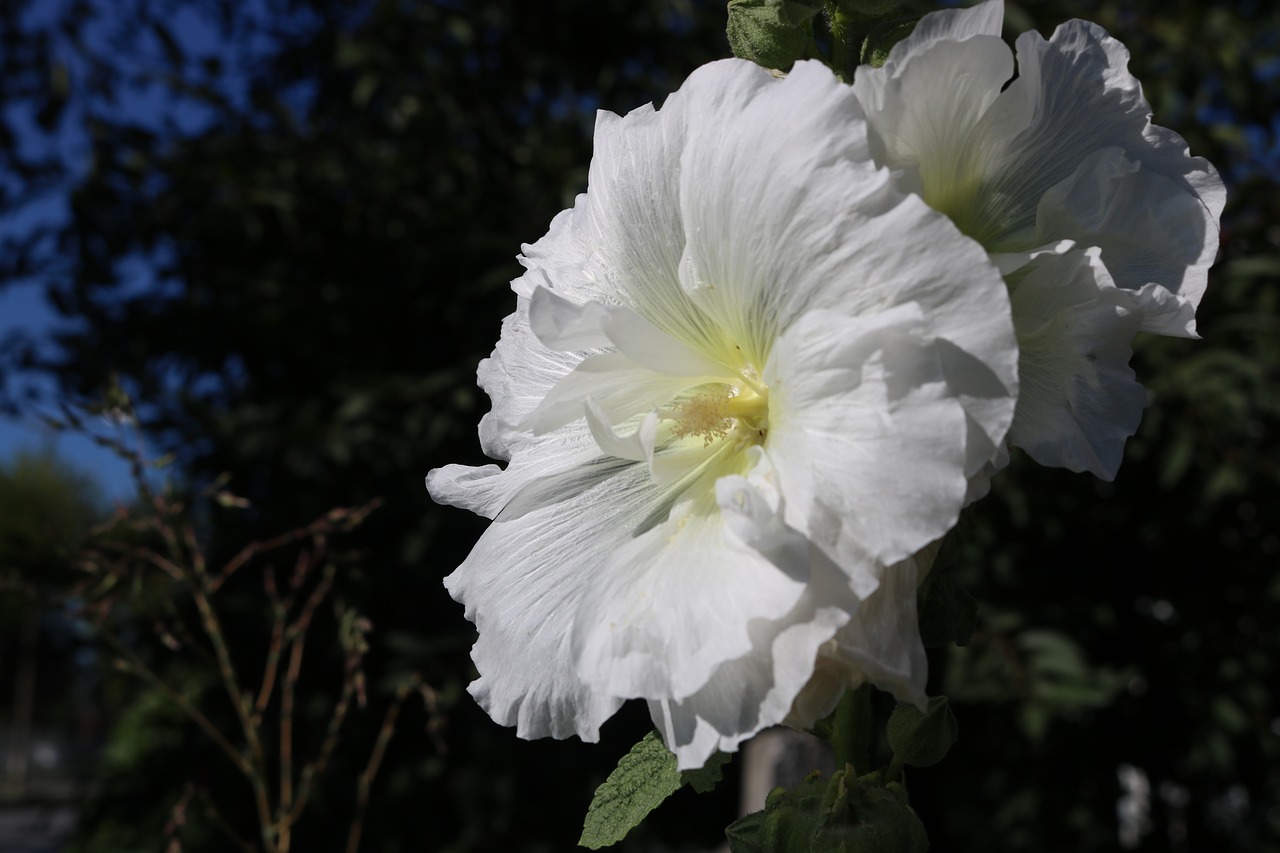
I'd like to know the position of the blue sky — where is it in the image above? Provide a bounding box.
[0,0,273,504]
[0,286,138,502]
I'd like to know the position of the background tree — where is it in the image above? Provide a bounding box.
[0,0,1277,850]
[1,450,101,821]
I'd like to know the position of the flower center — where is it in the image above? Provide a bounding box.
[663,383,769,448]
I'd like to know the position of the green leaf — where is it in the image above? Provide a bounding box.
[725,808,768,851]
[727,767,928,853]
[886,696,958,768]
[726,0,825,70]
[580,733,682,849]
[579,733,728,849]
[918,572,979,648]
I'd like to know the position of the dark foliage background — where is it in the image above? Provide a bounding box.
[0,0,1276,850]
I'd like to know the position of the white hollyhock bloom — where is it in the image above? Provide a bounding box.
[427,58,1018,769]
[853,0,1225,479]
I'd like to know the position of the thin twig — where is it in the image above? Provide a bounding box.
[278,630,307,847]
[210,499,382,593]
[196,788,257,853]
[345,681,416,853]
[101,633,252,778]
[253,567,287,722]
[187,576,275,852]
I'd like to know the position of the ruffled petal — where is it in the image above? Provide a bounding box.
[857,4,1224,284]
[438,457,684,742]
[573,63,770,352]
[649,546,861,769]
[673,60,888,367]
[822,550,930,707]
[1035,146,1214,334]
[765,305,970,575]
[854,33,1013,212]
[1007,249,1146,479]
[475,296,582,460]
[524,351,703,435]
[571,449,812,702]
[787,548,933,727]
[678,102,1019,475]
[900,0,1004,44]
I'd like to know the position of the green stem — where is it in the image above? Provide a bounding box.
[883,755,904,785]
[826,3,859,82]
[831,684,873,774]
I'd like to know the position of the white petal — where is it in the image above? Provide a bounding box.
[1008,249,1146,479]
[715,448,810,573]
[430,421,627,524]
[954,21,1149,248]
[963,442,1010,506]
[1035,146,1216,334]
[571,62,771,354]
[899,0,1004,45]
[854,33,1014,213]
[672,60,891,367]
[523,351,701,435]
[859,8,1224,286]
[424,463,507,520]
[783,192,1018,476]
[765,306,970,575]
[475,296,581,460]
[511,204,597,303]
[526,285,615,351]
[856,0,1005,128]
[440,464,664,741]
[1129,124,1225,328]
[1131,282,1199,339]
[649,548,861,769]
[528,285,730,375]
[676,105,1018,472]
[584,401,657,464]
[824,551,929,707]
[786,550,932,727]
[572,452,812,702]
[989,238,1076,276]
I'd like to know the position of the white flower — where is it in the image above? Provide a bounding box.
[853,0,1225,479]
[427,58,1017,769]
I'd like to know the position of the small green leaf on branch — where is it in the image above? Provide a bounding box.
[579,732,727,849]
[887,696,958,768]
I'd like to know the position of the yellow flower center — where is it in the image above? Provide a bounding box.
[665,383,769,448]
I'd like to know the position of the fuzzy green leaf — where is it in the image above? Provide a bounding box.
[580,733,728,849]
[726,0,824,69]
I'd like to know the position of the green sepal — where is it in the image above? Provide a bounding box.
[887,696,959,768]
[579,732,728,849]
[726,0,825,70]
